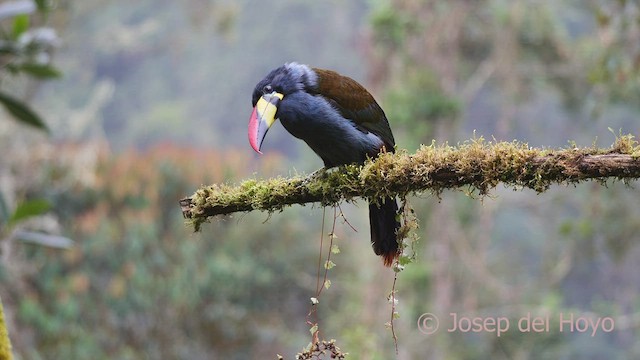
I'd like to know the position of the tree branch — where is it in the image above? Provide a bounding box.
[179,135,640,230]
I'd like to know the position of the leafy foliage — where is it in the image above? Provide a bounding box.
[0,0,60,131]
[6,198,50,228]
[3,144,336,358]
[0,91,48,131]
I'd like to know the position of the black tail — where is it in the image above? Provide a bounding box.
[369,197,401,266]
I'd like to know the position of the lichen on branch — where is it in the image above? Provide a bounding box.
[179,134,640,230]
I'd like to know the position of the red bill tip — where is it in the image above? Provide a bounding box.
[248,107,262,154]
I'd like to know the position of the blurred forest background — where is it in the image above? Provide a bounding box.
[1,0,639,359]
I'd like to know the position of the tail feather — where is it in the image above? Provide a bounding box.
[369,197,401,266]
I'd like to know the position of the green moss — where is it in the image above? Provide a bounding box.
[182,134,640,230]
[0,297,12,360]
[612,133,638,155]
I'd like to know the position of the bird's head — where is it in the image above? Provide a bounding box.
[248,62,317,153]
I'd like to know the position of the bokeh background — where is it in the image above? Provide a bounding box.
[1,0,639,358]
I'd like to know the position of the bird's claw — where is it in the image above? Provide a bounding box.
[302,167,328,185]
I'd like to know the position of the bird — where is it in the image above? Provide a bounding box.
[248,62,400,266]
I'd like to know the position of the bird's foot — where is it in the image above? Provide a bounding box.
[302,167,328,185]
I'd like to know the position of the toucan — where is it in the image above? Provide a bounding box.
[248,62,400,266]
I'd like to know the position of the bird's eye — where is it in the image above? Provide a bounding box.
[263,85,273,94]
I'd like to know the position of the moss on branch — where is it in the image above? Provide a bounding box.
[179,135,640,230]
[0,297,12,360]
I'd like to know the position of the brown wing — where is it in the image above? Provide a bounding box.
[312,68,395,149]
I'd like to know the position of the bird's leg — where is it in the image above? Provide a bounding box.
[303,167,327,184]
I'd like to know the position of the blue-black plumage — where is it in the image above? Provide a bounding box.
[248,62,401,266]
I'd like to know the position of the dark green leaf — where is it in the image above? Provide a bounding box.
[18,63,61,79]
[0,91,49,132]
[12,13,29,39]
[8,199,51,227]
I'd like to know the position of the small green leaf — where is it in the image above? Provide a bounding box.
[12,13,29,39]
[303,342,313,353]
[18,63,62,79]
[324,260,335,270]
[323,279,331,289]
[387,293,398,305]
[8,199,51,227]
[398,255,413,266]
[309,324,318,336]
[0,91,49,132]
[330,244,340,254]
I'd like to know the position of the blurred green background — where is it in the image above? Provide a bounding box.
[1,0,639,358]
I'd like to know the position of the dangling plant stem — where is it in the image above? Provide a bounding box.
[306,206,343,345]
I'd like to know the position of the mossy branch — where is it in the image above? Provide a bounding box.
[0,297,12,360]
[179,135,640,230]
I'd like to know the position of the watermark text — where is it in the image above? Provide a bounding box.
[417,312,615,337]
